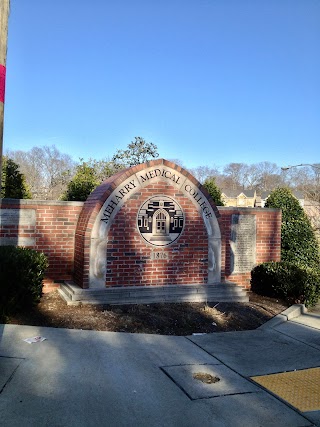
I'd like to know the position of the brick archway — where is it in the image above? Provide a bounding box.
[74,159,222,289]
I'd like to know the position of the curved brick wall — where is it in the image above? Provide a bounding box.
[74,159,222,289]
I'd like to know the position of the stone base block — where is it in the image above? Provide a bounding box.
[58,281,249,305]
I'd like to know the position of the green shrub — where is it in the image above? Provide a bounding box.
[203,177,225,206]
[0,246,48,321]
[61,160,99,201]
[251,261,320,307]
[265,187,320,270]
[1,157,32,199]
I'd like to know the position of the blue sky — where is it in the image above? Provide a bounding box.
[3,0,320,169]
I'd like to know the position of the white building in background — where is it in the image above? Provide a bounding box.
[221,190,304,208]
[221,190,256,208]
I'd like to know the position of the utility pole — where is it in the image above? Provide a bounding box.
[0,0,10,196]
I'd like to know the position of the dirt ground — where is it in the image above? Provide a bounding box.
[7,291,289,336]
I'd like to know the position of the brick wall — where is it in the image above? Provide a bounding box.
[105,182,208,287]
[218,207,281,289]
[0,199,83,292]
[0,174,281,293]
[73,160,220,288]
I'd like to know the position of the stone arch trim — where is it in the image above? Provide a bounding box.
[74,159,222,288]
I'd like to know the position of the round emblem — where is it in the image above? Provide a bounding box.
[137,195,185,246]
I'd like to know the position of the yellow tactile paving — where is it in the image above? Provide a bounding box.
[251,367,320,412]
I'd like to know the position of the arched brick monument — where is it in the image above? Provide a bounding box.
[60,159,248,304]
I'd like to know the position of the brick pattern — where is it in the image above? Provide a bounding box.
[218,207,281,288]
[0,161,282,293]
[73,159,221,289]
[0,200,83,292]
[74,170,127,288]
[105,184,208,287]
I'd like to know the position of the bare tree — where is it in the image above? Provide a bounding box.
[189,165,220,184]
[281,164,320,239]
[219,162,284,192]
[6,146,75,199]
[252,162,284,191]
[222,163,250,190]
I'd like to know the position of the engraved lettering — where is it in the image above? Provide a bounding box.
[151,251,169,260]
[118,189,127,197]
[105,205,114,214]
[139,169,182,185]
[110,199,118,208]
[101,211,112,223]
[184,184,213,217]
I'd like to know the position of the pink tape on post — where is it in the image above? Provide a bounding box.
[0,65,6,103]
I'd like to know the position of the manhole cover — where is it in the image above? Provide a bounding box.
[193,372,220,384]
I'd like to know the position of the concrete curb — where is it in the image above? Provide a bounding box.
[258,304,307,330]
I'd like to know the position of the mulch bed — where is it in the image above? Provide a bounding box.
[7,291,289,336]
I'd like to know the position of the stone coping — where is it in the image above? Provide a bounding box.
[217,206,281,213]
[0,198,84,207]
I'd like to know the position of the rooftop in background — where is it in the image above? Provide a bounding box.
[221,190,304,208]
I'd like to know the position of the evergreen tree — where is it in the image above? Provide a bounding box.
[61,158,122,201]
[203,177,225,206]
[61,160,99,201]
[1,157,31,199]
[265,187,320,270]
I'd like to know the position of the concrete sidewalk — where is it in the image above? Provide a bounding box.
[0,305,320,427]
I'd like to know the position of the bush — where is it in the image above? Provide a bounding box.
[61,160,99,201]
[0,246,48,321]
[265,187,320,270]
[203,177,225,206]
[1,157,32,199]
[251,261,320,307]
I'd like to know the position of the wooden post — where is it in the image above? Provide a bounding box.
[0,0,10,196]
